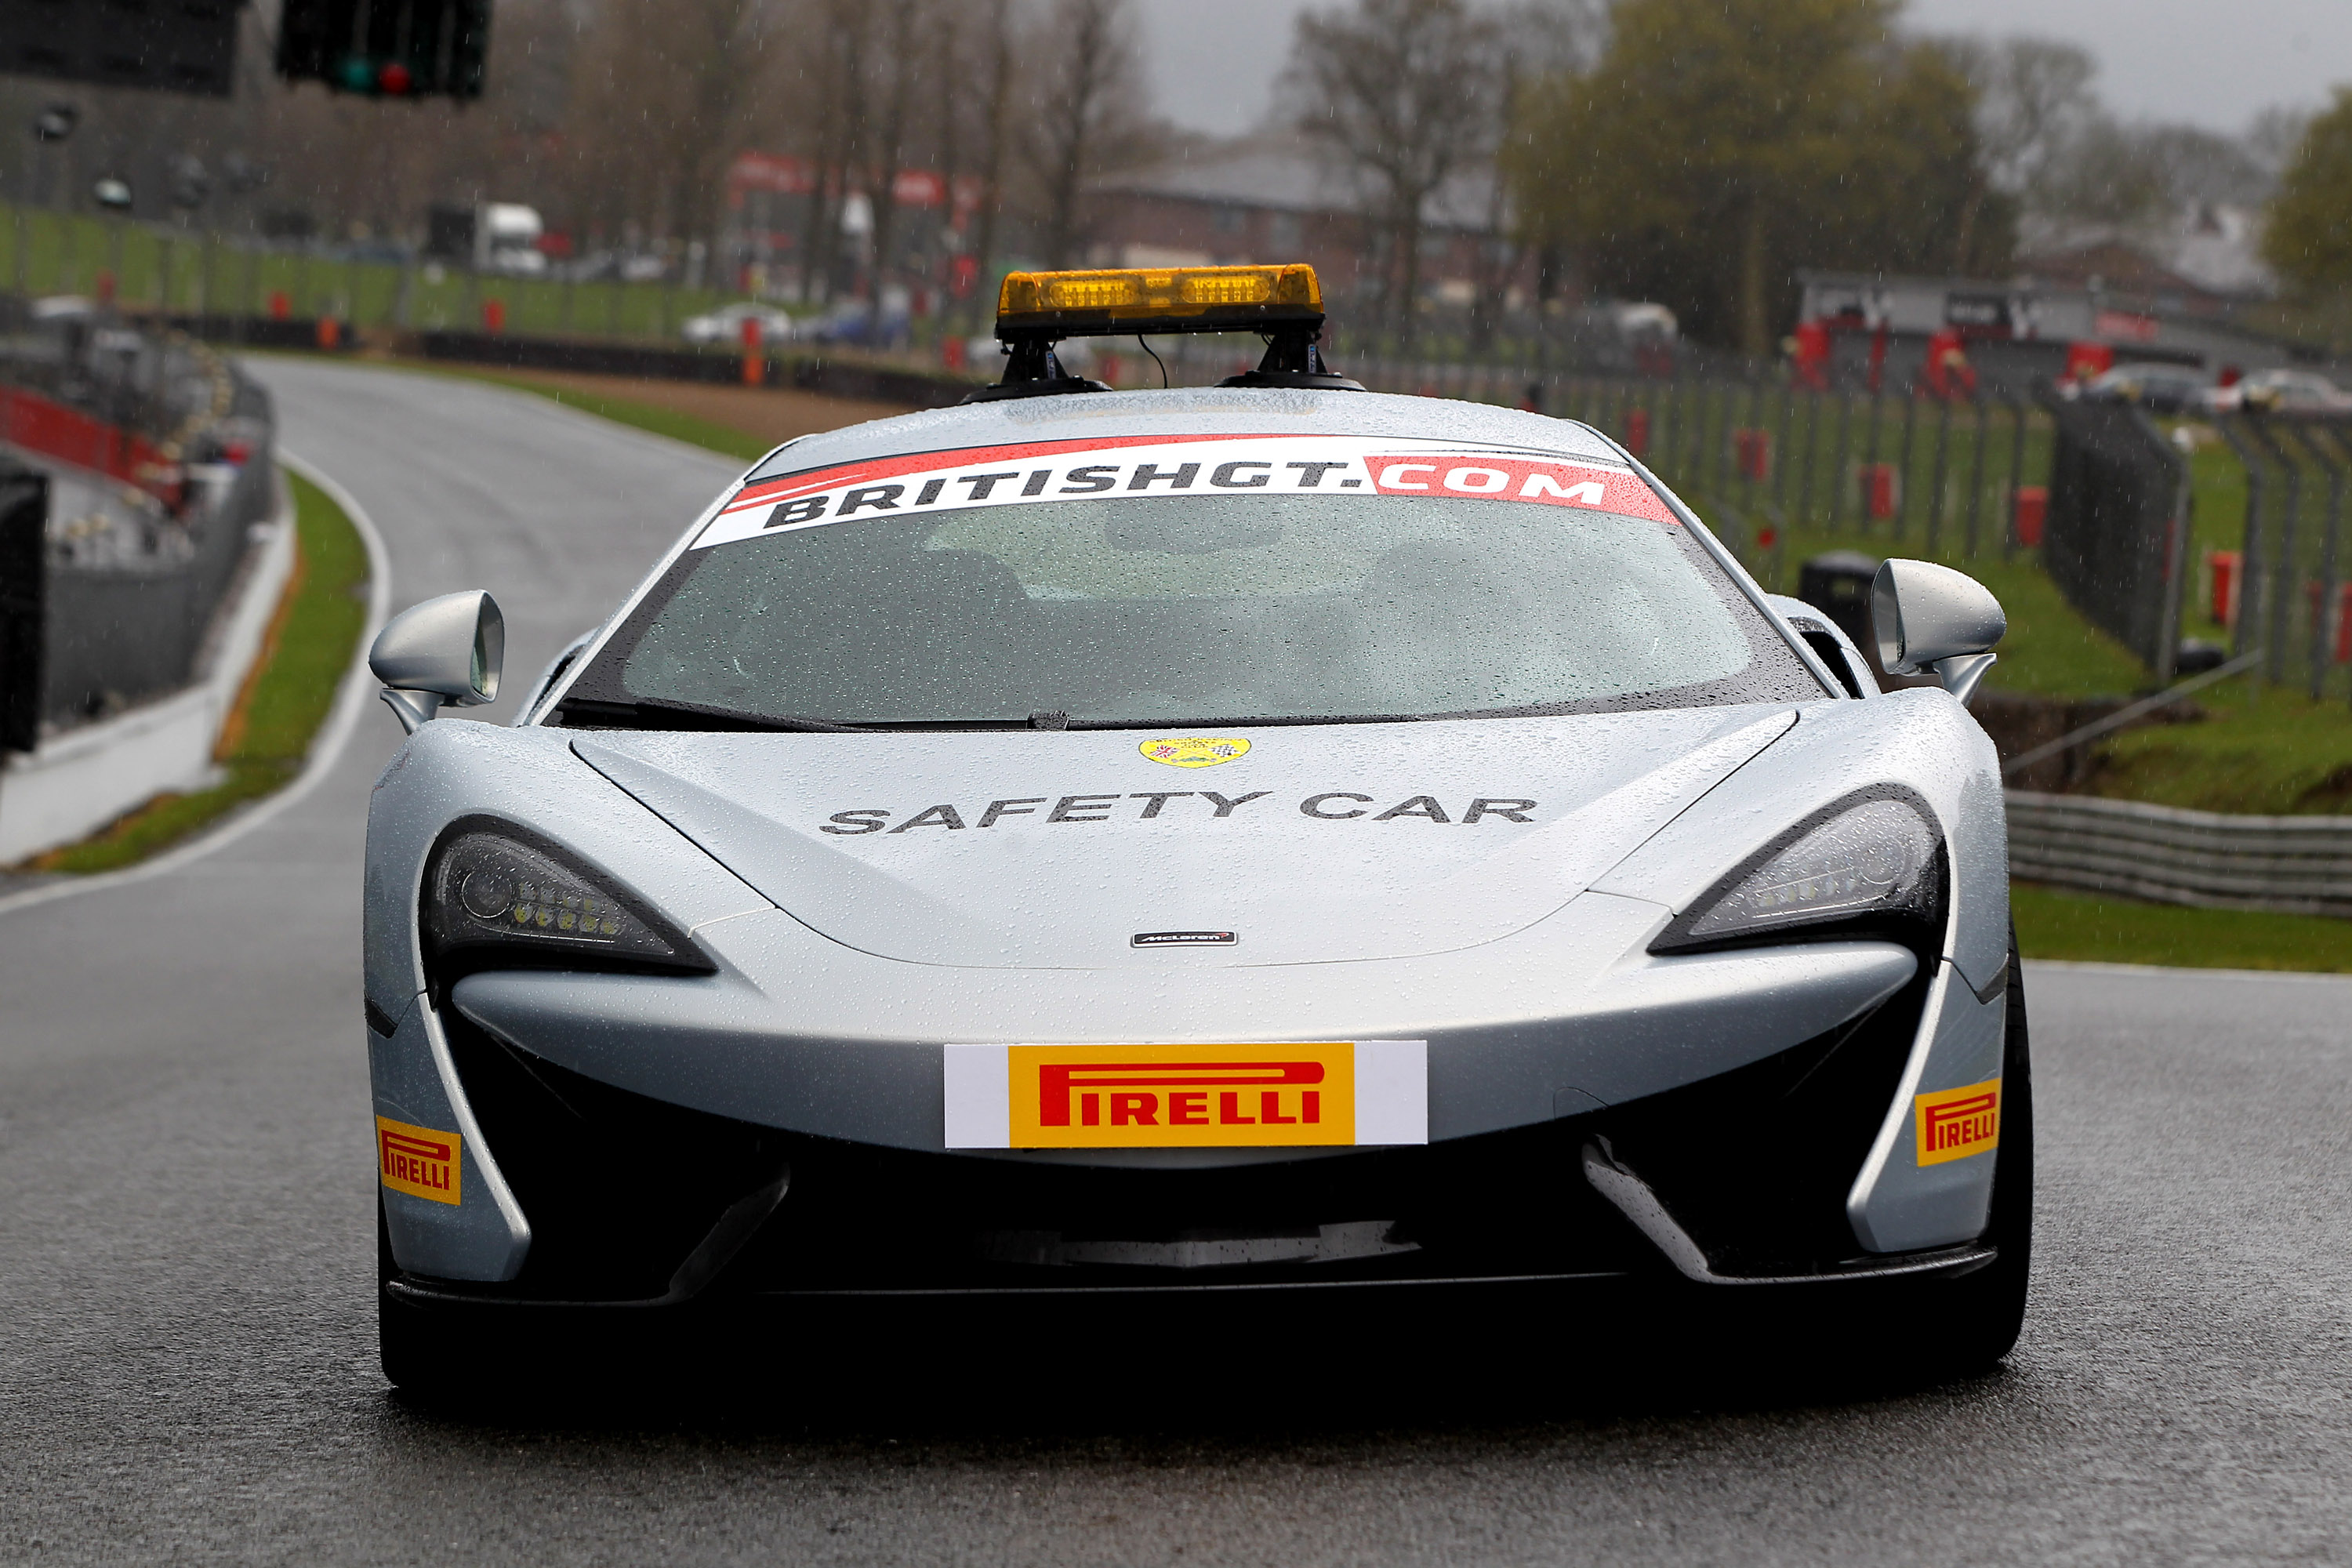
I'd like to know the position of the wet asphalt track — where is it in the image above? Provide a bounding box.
[2,360,2350,1565]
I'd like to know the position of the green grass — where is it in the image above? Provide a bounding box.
[2083,677,2352,815]
[31,469,370,873]
[2014,881,2352,971]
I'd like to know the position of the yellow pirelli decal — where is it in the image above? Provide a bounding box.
[376,1115,462,1204]
[1007,1042,1356,1149]
[1915,1079,2001,1166]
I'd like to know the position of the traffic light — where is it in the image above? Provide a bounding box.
[0,0,242,98]
[275,0,489,100]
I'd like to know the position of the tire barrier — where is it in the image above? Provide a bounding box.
[2006,789,2352,917]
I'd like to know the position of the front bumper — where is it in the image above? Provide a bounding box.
[379,953,1996,1313]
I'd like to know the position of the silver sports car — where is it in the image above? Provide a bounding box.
[363,266,2024,1393]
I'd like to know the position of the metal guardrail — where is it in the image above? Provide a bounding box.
[2008,789,2352,916]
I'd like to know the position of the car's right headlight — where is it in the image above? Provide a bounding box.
[421,819,712,973]
[1651,793,1944,953]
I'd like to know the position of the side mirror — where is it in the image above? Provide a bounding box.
[1872,559,2004,704]
[369,590,504,733]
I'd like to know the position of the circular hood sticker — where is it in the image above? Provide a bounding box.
[1141,735,1251,768]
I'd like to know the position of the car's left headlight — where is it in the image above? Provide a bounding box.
[421,819,713,973]
[1651,793,1943,953]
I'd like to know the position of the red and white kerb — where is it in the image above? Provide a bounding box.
[691,434,1672,550]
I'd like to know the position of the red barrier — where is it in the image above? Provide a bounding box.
[2063,341,2114,382]
[0,384,180,506]
[1733,427,1770,482]
[1863,462,1900,521]
[2014,485,2048,548]
[2207,549,2240,626]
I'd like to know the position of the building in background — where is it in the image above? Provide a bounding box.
[1080,135,1537,342]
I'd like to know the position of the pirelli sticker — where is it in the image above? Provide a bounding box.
[376,1115,462,1204]
[692,434,1673,550]
[1915,1080,2000,1167]
[943,1040,1428,1149]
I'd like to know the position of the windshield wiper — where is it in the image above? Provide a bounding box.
[555,696,869,733]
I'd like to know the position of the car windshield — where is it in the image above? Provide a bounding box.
[561,473,1825,729]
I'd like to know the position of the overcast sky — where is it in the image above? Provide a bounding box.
[1137,0,2351,137]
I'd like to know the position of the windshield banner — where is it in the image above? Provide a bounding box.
[693,434,1674,550]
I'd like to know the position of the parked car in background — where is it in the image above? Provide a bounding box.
[2083,362,2209,415]
[681,303,796,346]
[799,287,913,347]
[2207,368,2352,414]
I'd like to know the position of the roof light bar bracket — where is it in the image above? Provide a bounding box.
[1220,327,1364,392]
[963,339,1112,404]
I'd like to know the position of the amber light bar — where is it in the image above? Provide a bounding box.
[995,263,1324,339]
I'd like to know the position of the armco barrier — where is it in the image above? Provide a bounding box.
[2007,789,2352,916]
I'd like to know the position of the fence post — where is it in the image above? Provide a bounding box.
[1657,378,1679,479]
[1771,379,1795,511]
[1859,390,1886,532]
[1798,390,1824,527]
[2213,417,2270,673]
[2288,424,2346,702]
[2145,407,2192,684]
[1828,388,1854,529]
[2247,420,2304,686]
[1926,390,1953,556]
[1715,380,1741,500]
[2004,394,2031,561]
[1965,394,1990,558]
[1694,379,1719,495]
[1895,389,1919,540]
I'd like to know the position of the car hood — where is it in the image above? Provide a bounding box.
[570,706,1797,971]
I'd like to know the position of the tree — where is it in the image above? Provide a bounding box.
[1019,0,1151,270]
[1948,35,2094,267]
[862,0,922,332]
[2265,87,2352,297]
[1287,0,1504,349]
[966,0,1018,330]
[1507,0,1998,354]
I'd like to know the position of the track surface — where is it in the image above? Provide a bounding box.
[3,361,2349,1565]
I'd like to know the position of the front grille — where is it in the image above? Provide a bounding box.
[434,970,1929,1300]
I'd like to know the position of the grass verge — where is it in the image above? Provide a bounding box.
[2014,881,2352,972]
[27,468,370,873]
